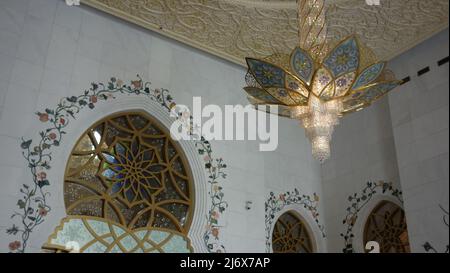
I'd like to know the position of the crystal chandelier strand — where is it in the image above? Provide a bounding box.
[292,96,343,162]
[297,0,327,52]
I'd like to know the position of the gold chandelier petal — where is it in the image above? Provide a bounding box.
[288,90,309,105]
[285,73,310,98]
[290,47,315,85]
[351,62,386,91]
[243,86,284,105]
[254,104,295,119]
[342,81,401,114]
[311,66,333,97]
[266,87,301,106]
[323,35,360,78]
[246,58,287,88]
[334,71,357,97]
[318,82,335,101]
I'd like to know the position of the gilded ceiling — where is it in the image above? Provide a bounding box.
[81,0,449,66]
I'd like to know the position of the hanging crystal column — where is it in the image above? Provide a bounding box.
[292,96,343,162]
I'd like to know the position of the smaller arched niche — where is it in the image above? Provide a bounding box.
[363,201,410,253]
[271,211,315,253]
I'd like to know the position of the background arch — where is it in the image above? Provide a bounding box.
[351,195,405,253]
[271,210,315,253]
[268,203,327,253]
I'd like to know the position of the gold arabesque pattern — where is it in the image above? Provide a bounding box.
[272,211,314,253]
[80,0,449,66]
[363,201,410,253]
[64,112,194,234]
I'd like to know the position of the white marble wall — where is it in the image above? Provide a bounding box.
[388,29,449,253]
[0,0,325,252]
[320,95,401,252]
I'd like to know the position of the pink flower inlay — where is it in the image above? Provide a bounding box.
[36,172,47,181]
[38,113,49,122]
[8,241,21,251]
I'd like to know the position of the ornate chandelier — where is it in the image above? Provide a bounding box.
[243,0,402,162]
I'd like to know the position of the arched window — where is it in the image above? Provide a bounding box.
[272,211,314,253]
[363,201,410,253]
[64,111,194,233]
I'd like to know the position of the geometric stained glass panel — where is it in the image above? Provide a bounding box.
[363,201,410,253]
[272,211,314,253]
[64,111,194,235]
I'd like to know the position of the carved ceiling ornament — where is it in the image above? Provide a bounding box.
[81,0,448,66]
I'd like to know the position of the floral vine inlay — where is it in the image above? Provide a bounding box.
[422,205,449,253]
[340,181,403,253]
[265,189,325,253]
[6,76,228,253]
[196,139,228,253]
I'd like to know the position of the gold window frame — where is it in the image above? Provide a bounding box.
[272,210,315,253]
[63,110,195,235]
[363,200,410,253]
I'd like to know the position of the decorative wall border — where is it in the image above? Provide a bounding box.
[195,139,228,253]
[265,189,326,253]
[340,181,403,253]
[6,76,228,253]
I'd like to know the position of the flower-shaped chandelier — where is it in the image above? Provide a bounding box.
[244,0,401,162]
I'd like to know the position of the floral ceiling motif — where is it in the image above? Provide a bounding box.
[81,0,448,65]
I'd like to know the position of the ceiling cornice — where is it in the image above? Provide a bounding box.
[80,0,449,66]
